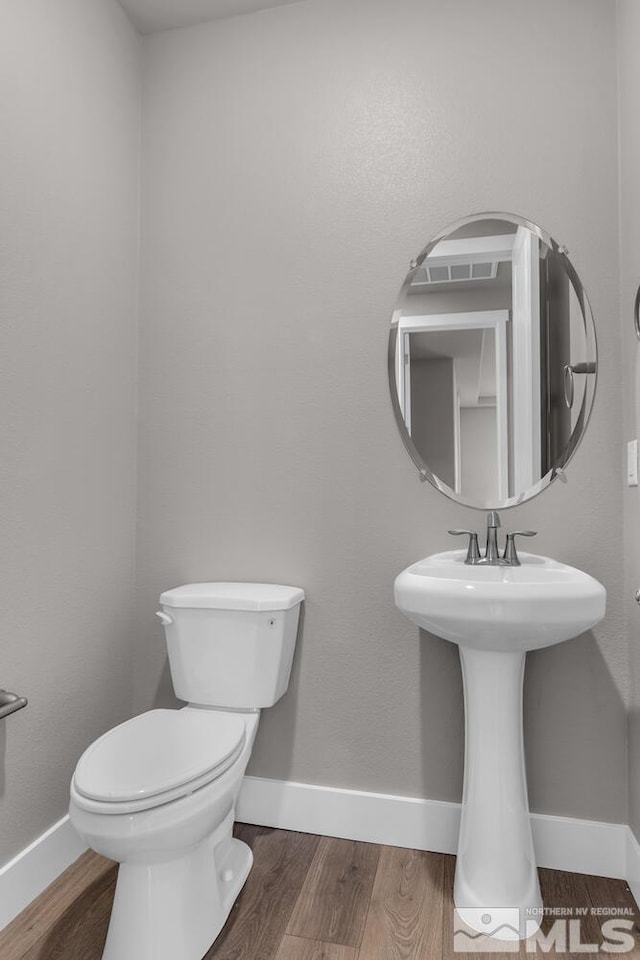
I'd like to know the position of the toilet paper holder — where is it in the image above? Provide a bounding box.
[0,690,28,720]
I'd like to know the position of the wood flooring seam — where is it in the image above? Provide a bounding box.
[353,844,386,956]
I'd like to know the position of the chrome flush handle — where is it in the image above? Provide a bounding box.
[0,690,28,720]
[448,529,481,564]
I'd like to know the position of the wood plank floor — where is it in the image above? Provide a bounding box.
[1,825,640,959]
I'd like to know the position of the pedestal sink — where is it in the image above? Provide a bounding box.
[394,549,606,939]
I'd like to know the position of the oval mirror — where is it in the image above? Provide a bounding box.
[389,213,597,509]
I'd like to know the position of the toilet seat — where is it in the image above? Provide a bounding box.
[72,709,246,815]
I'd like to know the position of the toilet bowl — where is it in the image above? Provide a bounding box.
[69,582,303,960]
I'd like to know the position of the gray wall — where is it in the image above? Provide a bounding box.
[617,0,640,840]
[410,358,454,487]
[0,0,140,864]
[137,0,626,821]
[460,407,498,505]
[405,282,512,318]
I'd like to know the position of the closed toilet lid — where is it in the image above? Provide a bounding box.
[73,709,246,804]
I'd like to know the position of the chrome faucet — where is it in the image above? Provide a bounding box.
[484,510,501,564]
[449,512,537,565]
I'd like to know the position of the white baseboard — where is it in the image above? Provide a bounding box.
[237,776,461,854]
[626,827,640,905]
[1,780,637,935]
[0,815,87,931]
[237,776,630,882]
[531,811,627,880]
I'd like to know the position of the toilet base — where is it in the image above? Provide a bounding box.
[101,815,252,960]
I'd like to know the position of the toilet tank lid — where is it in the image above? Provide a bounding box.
[159,582,305,611]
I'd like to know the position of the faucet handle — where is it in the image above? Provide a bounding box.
[503,530,537,565]
[448,529,481,564]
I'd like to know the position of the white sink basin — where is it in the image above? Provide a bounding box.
[394,548,606,940]
[394,549,606,651]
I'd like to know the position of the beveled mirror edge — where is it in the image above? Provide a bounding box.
[388,211,599,511]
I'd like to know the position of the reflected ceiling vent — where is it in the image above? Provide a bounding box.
[420,261,499,284]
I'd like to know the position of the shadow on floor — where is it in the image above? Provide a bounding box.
[24,866,116,960]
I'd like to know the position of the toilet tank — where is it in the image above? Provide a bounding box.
[158,583,304,709]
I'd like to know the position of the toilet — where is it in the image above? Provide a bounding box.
[69,582,304,960]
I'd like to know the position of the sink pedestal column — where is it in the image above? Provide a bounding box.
[454,646,542,941]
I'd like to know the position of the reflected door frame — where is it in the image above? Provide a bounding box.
[397,310,510,501]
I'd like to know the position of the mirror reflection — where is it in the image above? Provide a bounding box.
[389,215,597,508]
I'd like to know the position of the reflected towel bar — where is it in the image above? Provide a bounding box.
[0,690,28,719]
